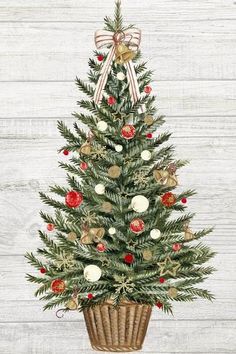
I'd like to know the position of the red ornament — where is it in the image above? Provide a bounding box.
[80,162,88,171]
[124,253,134,264]
[51,279,65,294]
[63,150,69,156]
[121,125,136,140]
[161,192,176,207]
[146,133,153,139]
[181,197,187,204]
[156,301,163,309]
[65,190,83,208]
[96,243,106,252]
[144,86,152,94]
[87,293,94,299]
[130,218,145,234]
[159,277,165,284]
[107,96,116,105]
[172,243,182,252]
[97,54,104,62]
[47,223,55,231]
[40,268,46,274]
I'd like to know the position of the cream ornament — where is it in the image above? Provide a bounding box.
[95,184,105,195]
[115,144,123,152]
[97,121,108,132]
[150,229,161,239]
[131,195,149,213]
[117,72,126,81]
[84,265,102,282]
[108,227,116,235]
[141,150,152,161]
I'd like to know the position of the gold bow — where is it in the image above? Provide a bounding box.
[153,169,178,188]
[80,227,105,245]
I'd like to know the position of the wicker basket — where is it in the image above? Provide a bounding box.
[83,300,152,352]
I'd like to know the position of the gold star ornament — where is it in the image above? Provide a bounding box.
[157,256,181,277]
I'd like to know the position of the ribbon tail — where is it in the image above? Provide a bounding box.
[125,61,146,114]
[94,45,116,105]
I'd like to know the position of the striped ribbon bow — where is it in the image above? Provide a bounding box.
[94,28,145,112]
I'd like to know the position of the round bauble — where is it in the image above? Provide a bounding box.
[107,96,116,105]
[150,229,161,239]
[124,253,134,264]
[144,86,152,94]
[115,144,123,152]
[97,121,108,132]
[172,243,182,252]
[130,218,145,234]
[51,279,65,294]
[141,150,152,161]
[108,227,116,235]
[142,249,153,261]
[144,115,154,126]
[67,232,77,242]
[80,162,88,171]
[101,201,112,213]
[95,184,105,195]
[108,165,121,179]
[47,223,55,231]
[161,192,176,207]
[87,293,94,299]
[181,197,187,204]
[96,243,106,252]
[65,191,83,208]
[66,299,78,310]
[168,287,178,298]
[146,133,153,139]
[40,267,46,274]
[121,125,136,140]
[117,72,126,81]
[97,54,104,62]
[63,150,69,156]
[84,265,102,282]
[131,195,149,213]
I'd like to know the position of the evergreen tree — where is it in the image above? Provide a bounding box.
[26,1,215,315]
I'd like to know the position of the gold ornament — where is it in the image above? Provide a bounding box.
[54,251,76,270]
[81,211,98,225]
[158,256,181,277]
[66,299,78,310]
[144,115,154,126]
[81,227,105,245]
[168,287,178,298]
[113,275,135,295]
[67,232,77,242]
[184,224,194,241]
[91,146,107,160]
[115,43,136,65]
[153,169,178,188]
[108,165,121,179]
[102,201,113,213]
[142,249,153,261]
[134,170,149,186]
[80,141,92,155]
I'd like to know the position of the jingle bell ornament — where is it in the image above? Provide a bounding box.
[184,224,194,241]
[80,141,92,156]
[153,169,178,188]
[81,227,105,245]
[66,299,78,310]
[115,43,136,65]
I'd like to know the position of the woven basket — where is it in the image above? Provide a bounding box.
[83,300,152,352]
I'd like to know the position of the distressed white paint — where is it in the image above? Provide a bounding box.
[0,0,236,353]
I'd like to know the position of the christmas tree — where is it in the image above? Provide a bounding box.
[26,1,215,316]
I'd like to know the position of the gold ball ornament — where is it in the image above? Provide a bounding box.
[144,115,154,126]
[168,287,178,298]
[143,249,153,261]
[108,165,121,179]
[84,265,102,282]
[80,142,92,155]
[67,232,77,242]
[102,201,113,213]
[66,299,78,310]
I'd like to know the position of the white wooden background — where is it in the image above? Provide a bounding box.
[0,0,236,353]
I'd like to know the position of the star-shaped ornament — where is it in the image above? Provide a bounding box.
[127,239,138,248]
[157,256,181,277]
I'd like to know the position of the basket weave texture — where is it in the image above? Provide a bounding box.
[83,300,152,352]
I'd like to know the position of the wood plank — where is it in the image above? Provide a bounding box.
[0,21,236,81]
[1,116,236,138]
[0,320,235,353]
[0,81,235,118]
[0,0,235,22]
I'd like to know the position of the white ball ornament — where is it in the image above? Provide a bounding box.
[150,229,161,240]
[84,265,102,282]
[141,150,152,161]
[108,227,116,235]
[97,121,108,132]
[115,144,123,152]
[95,184,105,195]
[117,72,126,81]
[131,195,149,213]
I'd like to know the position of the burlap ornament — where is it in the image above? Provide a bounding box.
[108,165,121,179]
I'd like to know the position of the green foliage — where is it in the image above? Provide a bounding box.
[25,1,215,315]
